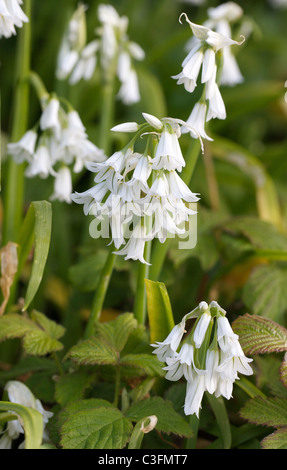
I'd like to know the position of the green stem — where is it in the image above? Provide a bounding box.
[149,139,201,281]
[84,251,116,338]
[133,239,152,324]
[2,0,32,245]
[113,364,121,408]
[185,413,200,449]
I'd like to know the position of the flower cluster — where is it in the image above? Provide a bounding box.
[152,301,253,417]
[56,3,145,105]
[72,113,199,264]
[0,0,28,39]
[7,93,106,203]
[0,380,53,449]
[173,4,245,141]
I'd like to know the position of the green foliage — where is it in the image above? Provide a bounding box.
[0,401,43,449]
[66,312,164,377]
[1,0,287,451]
[0,310,65,356]
[18,201,52,310]
[233,313,287,449]
[145,279,175,344]
[233,314,287,355]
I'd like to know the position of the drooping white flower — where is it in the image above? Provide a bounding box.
[40,97,61,139]
[7,129,37,163]
[0,0,29,39]
[152,300,253,417]
[25,137,56,179]
[152,323,186,362]
[0,380,53,449]
[50,166,73,203]
[205,3,244,86]
[72,113,199,262]
[182,102,212,141]
[184,374,206,417]
[163,342,207,382]
[56,3,87,80]
[193,312,212,348]
[68,40,99,85]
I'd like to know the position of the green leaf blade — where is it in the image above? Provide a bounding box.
[0,401,43,449]
[21,201,52,311]
[145,280,174,344]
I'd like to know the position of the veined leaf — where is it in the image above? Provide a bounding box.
[18,201,52,310]
[95,312,138,353]
[55,371,97,407]
[0,313,38,341]
[240,396,287,428]
[60,403,133,449]
[120,353,165,377]
[261,427,287,449]
[280,354,287,391]
[145,279,174,344]
[232,313,287,355]
[126,396,193,438]
[0,401,43,449]
[66,336,118,365]
[0,311,65,356]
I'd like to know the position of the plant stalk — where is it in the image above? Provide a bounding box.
[2,0,32,245]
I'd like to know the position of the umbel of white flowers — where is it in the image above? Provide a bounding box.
[72,112,201,264]
[152,301,253,417]
[0,380,53,449]
[173,9,245,141]
[0,0,28,39]
[56,3,145,106]
[7,93,106,203]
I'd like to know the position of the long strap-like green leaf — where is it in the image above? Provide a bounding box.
[0,401,43,449]
[17,200,52,311]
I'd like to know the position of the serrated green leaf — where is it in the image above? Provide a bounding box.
[0,313,37,341]
[55,371,97,407]
[126,397,192,438]
[0,401,43,449]
[22,329,64,356]
[60,404,133,449]
[280,355,287,391]
[242,265,287,322]
[232,314,287,355]
[95,312,138,353]
[240,396,287,428]
[66,337,118,365]
[261,427,287,449]
[145,279,175,344]
[18,201,52,311]
[30,310,65,340]
[0,312,65,356]
[120,353,165,377]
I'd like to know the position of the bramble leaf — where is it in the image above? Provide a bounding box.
[60,401,133,449]
[261,427,287,449]
[232,313,287,355]
[0,311,65,356]
[240,396,287,428]
[125,396,193,438]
